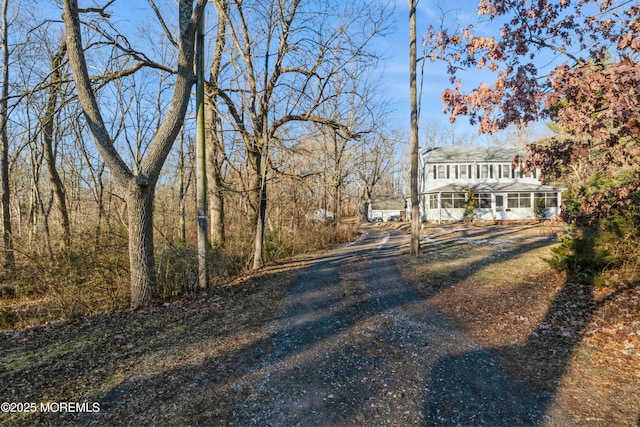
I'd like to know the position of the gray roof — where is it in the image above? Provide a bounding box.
[370,195,406,210]
[424,182,565,194]
[421,146,526,163]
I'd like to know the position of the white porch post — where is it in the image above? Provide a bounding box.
[531,192,535,219]
[557,192,562,216]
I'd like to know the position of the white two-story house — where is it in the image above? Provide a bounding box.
[419,146,564,222]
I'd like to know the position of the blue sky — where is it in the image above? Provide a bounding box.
[376,1,492,139]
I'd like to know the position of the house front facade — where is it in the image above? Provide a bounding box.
[419,146,564,222]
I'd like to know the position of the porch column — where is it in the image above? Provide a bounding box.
[557,192,562,215]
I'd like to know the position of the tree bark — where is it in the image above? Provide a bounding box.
[42,42,71,250]
[408,0,420,256]
[205,97,225,247]
[126,183,156,309]
[206,3,226,248]
[250,144,267,269]
[0,0,14,270]
[178,131,187,244]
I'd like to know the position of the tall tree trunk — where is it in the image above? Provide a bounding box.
[0,0,14,270]
[40,190,54,260]
[205,95,225,247]
[42,42,71,250]
[361,186,372,222]
[94,163,105,251]
[207,2,226,248]
[252,182,267,269]
[249,144,266,269]
[333,129,341,225]
[178,131,187,244]
[126,183,156,309]
[409,0,420,256]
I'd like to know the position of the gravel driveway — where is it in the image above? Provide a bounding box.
[227,225,572,426]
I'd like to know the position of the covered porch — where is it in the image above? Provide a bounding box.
[422,182,564,223]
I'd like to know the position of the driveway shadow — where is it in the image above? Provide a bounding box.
[426,349,551,426]
[421,226,632,426]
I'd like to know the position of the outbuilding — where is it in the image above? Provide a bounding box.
[368,195,407,222]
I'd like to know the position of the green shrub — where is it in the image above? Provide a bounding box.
[463,188,478,221]
[545,234,619,279]
[544,218,639,285]
[533,198,547,221]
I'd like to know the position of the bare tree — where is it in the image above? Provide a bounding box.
[62,0,207,309]
[205,4,227,248]
[408,0,420,255]
[211,0,390,269]
[0,0,13,270]
[40,41,71,250]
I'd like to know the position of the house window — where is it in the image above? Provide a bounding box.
[500,163,511,178]
[453,193,465,208]
[477,193,491,209]
[440,193,466,208]
[429,195,438,209]
[535,192,559,208]
[517,164,537,179]
[507,194,518,208]
[477,164,490,179]
[508,193,532,208]
[458,164,468,179]
[434,164,447,179]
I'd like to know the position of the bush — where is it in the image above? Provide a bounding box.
[533,198,547,221]
[265,229,295,261]
[0,230,130,328]
[545,234,619,280]
[463,188,478,221]
[544,216,640,285]
[156,244,246,299]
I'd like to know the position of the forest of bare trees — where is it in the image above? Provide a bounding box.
[0,0,402,323]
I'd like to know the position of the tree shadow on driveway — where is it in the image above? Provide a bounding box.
[422,227,632,426]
